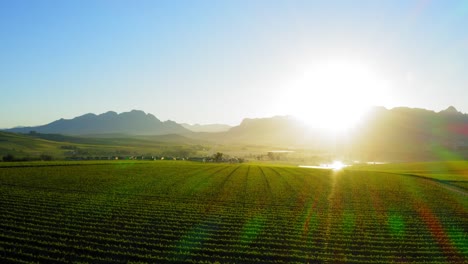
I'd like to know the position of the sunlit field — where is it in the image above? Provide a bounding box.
[0,161,466,263]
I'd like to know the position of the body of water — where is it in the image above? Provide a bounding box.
[299,161,348,170]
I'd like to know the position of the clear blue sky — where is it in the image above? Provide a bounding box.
[1,0,467,128]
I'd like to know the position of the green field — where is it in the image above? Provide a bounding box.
[0,161,466,263]
[0,131,209,160]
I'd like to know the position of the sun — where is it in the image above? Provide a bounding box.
[283,58,391,132]
[330,160,346,170]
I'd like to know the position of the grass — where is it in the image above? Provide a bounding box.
[0,161,466,263]
[0,131,280,161]
[0,131,208,160]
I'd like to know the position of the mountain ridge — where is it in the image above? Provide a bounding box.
[5,110,191,136]
[4,106,468,147]
[2,106,468,161]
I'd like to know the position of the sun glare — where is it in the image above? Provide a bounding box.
[283,59,391,132]
[330,160,346,170]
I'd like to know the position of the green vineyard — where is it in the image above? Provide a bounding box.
[0,161,466,263]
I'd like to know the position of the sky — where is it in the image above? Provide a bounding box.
[1,0,468,128]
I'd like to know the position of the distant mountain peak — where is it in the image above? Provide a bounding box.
[129,109,146,114]
[78,113,97,119]
[440,106,459,114]
[446,106,457,112]
[102,111,118,116]
[122,110,147,116]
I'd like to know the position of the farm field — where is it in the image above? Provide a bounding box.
[0,161,466,263]
[350,161,468,191]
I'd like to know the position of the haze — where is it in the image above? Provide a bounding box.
[1,0,468,129]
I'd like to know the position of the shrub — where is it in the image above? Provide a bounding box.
[2,154,15,162]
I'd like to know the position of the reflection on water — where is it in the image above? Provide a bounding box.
[300,160,388,170]
[365,161,387,164]
[300,161,348,170]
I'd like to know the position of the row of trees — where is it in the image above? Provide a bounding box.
[2,154,53,162]
[211,152,245,163]
[1,152,245,163]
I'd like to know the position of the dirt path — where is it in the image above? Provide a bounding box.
[385,172,468,196]
[406,174,468,196]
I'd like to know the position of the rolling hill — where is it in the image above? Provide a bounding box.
[0,131,207,160]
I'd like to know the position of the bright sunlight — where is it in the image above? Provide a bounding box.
[330,160,346,170]
[283,59,392,132]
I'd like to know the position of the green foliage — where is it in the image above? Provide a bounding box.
[0,161,466,263]
[2,153,14,162]
[39,154,53,161]
[213,152,223,162]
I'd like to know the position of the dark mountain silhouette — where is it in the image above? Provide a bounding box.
[6,110,190,136]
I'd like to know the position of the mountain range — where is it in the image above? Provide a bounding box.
[348,106,468,160]
[4,107,468,161]
[6,110,190,136]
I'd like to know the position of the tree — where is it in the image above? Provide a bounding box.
[213,152,223,162]
[40,154,53,161]
[2,154,15,162]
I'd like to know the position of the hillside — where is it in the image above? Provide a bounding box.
[0,131,207,160]
[0,131,66,158]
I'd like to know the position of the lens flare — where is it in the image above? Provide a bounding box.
[331,161,346,170]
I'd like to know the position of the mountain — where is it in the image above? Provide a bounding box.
[440,105,459,114]
[189,116,332,148]
[223,116,319,146]
[3,106,468,161]
[189,107,468,160]
[348,106,468,161]
[5,110,191,136]
[181,123,232,133]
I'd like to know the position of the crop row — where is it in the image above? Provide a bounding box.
[0,162,466,263]
[2,186,465,247]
